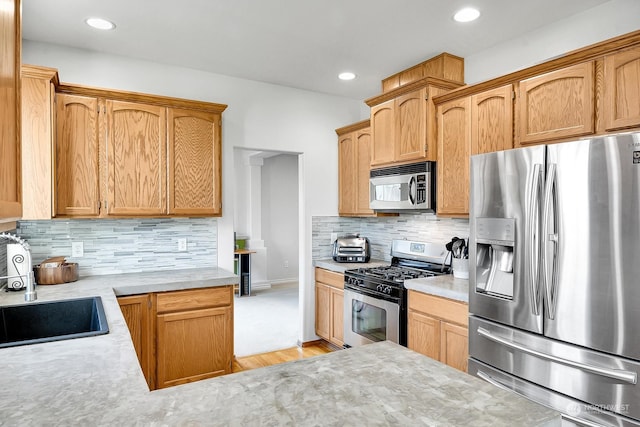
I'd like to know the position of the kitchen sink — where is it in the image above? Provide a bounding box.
[0,296,109,348]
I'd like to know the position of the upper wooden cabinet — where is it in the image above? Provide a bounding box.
[106,100,167,216]
[337,120,374,217]
[516,62,595,146]
[367,80,461,168]
[21,65,58,220]
[471,85,514,155]
[167,108,222,215]
[436,85,514,217]
[55,93,101,217]
[604,45,640,131]
[47,83,227,218]
[381,53,464,92]
[0,0,22,221]
[437,97,471,217]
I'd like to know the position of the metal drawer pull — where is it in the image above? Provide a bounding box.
[561,413,607,427]
[477,327,637,384]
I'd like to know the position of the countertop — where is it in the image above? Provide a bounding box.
[0,268,559,425]
[405,274,470,303]
[315,258,469,303]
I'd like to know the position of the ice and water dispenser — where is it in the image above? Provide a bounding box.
[474,217,515,299]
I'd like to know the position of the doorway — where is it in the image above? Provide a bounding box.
[233,148,300,356]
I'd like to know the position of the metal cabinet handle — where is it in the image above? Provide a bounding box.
[477,327,638,384]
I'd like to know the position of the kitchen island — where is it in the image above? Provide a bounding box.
[0,268,560,425]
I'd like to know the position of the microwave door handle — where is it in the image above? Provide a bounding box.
[408,176,416,205]
[542,163,559,320]
[527,164,543,316]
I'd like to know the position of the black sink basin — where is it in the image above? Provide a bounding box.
[0,296,109,348]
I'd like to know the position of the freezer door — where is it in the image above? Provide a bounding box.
[469,316,640,423]
[544,133,640,361]
[469,145,545,334]
[469,359,640,427]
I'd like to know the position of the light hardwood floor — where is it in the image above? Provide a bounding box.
[233,341,335,373]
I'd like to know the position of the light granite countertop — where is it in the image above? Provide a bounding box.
[404,274,470,303]
[0,268,560,425]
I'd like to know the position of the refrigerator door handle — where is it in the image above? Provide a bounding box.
[542,163,559,319]
[477,327,638,384]
[527,164,543,316]
[561,414,608,427]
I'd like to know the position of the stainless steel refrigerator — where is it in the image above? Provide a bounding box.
[468,132,640,427]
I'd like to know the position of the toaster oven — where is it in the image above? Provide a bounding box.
[332,235,371,263]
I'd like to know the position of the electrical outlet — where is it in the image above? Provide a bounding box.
[71,241,84,257]
[284,260,289,268]
[178,238,187,252]
[330,233,338,244]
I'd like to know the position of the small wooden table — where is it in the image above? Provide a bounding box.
[234,249,256,296]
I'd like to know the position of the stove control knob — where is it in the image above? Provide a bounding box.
[376,284,382,292]
[384,286,391,294]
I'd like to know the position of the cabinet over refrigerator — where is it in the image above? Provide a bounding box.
[468,132,640,427]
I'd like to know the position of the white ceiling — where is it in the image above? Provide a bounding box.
[22,0,610,100]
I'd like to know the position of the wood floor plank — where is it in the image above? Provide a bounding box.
[233,341,334,373]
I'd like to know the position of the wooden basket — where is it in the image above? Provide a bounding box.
[34,263,79,285]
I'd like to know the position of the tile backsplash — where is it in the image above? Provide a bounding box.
[312,214,469,261]
[15,218,218,277]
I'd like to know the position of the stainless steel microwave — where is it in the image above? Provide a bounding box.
[369,161,436,212]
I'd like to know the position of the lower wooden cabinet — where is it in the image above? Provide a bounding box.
[117,294,154,389]
[118,285,233,390]
[315,268,344,347]
[407,290,469,372]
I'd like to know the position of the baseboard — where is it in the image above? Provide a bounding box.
[300,339,342,351]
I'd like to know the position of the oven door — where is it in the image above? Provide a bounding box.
[343,288,399,347]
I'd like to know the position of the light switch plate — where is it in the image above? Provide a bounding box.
[71,241,84,257]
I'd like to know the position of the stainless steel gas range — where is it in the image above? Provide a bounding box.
[343,239,451,348]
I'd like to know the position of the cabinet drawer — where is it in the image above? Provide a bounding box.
[408,290,468,326]
[315,268,344,289]
[156,286,232,313]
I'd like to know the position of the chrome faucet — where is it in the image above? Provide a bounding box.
[0,232,37,302]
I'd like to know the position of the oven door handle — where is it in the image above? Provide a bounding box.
[344,285,401,305]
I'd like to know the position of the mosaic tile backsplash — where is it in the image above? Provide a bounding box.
[14,218,218,277]
[312,214,470,262]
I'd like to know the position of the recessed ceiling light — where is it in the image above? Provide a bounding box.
[85,17,116,30]
[338,72,356,81]
[453,7,480,23]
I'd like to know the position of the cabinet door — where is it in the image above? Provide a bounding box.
[604,46,640,131]
[106,100,166,216]
[338,133,357,215]
[118,294,154,389]
[517,62,595,145]
[370,99,395,166]
[21,71,55,220]
[315,283,331,341]
[437,97,471,217]
[329,288,344,347]
[55,94,100,217]
[471,85,514,155]
[355,128,373,215]
[156,306,232,389]
[0,0,22,220]
[440,321,469,372]
[396,88,427,162]
[167,108,221,215]
[407,310,440,360]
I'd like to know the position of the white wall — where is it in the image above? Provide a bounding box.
[465,0,640,84]
[23,40,364,343]
[262,154,299,282]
